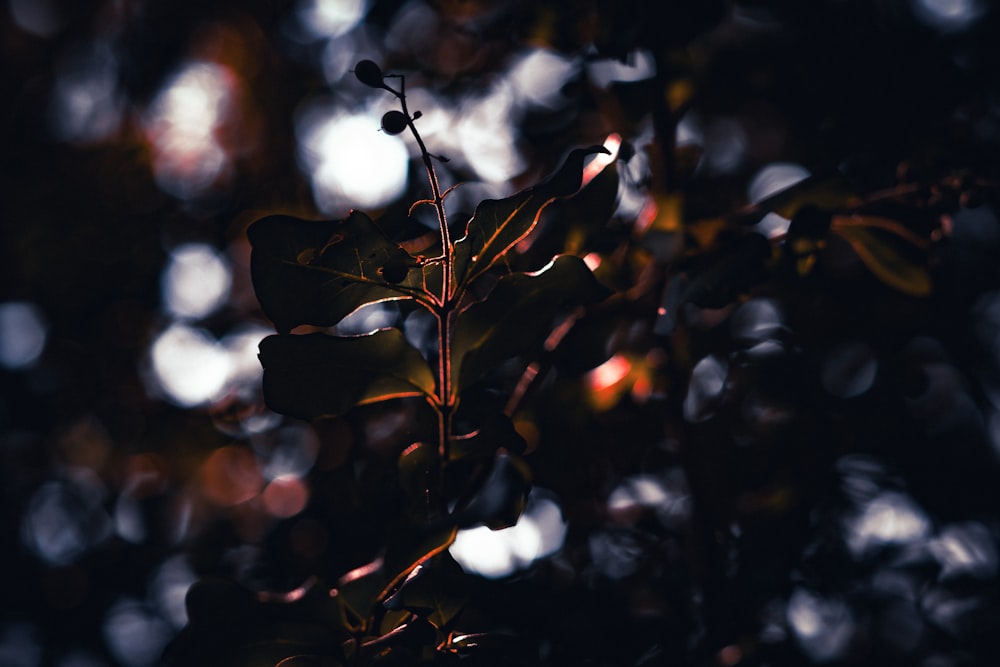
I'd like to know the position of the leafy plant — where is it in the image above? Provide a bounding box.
[172,59,617,666]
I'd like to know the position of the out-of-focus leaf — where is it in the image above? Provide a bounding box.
[450,412,526,462]
[451,255,611,392]
[397,442,439,505]
[830,216,932,296]
[452,146,609,292]
[441,631,538,664]
[655,232,772,335]
[259,330,437,420]
[333,526,457,627]
[382,526,458,597]
[382,553,468,629]
[452,451,531,529]
[249,212,432,334]
[275,655,343,667]
[166,578,349,667]
[544,160,620,257]
[735,172,856,226]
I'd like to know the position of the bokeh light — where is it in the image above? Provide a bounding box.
[253,424,319,480]
[199,445,263,507]
[701,117,747,174]
[607,470,691,528]
[8,0,62,37]
[845,491,931,559]
[295,0,369,41]
[455,85,523,184]
[507,48,577,111]
[148,324,232,407]
[21,474,111,566]
[586,49,656,88]
[102,598,171,667]
[683,355,728,422]
[0,301,48,370]
[143,61,236,200]
[730,298,783,345]
[161,243,232,320]
[929,522,998,580]
[262,475,309,518]
[449,488,568,579]
[787,588,855,662]
[296,108,410,213]
[150,556,198,630]
[913,0,986,32]
[48,41,122,143]
[747,163,811,238]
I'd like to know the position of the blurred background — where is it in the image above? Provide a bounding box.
[2,0,1000,665]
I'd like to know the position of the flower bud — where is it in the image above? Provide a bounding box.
[381,110,408,135]
[354,60,384,88]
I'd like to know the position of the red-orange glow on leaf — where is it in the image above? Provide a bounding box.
[338,558,384,586]
[256,576,316,603]
[587,355,632,411]
[631,372,653,404]
[583,252,602,271]
[589,354,631,392]
[635,199,659,236]
[262,475,309,518]
[199,445,262,506]
[581,133,620,186]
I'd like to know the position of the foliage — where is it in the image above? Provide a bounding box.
[168,59,619,666]
[5,3,1000,667]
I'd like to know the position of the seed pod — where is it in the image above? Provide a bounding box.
[381,110,408,135]
[380,256,410,283]
[354,59,384,88]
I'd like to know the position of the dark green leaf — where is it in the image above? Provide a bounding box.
[452,146,609,291]
[275,655,343,667]
[333,525,457,626]
[382,553,468,629]
[451,255,611,392]
[655,232,772,335]
[450,411,526,462]
[259,329,436,420]
[453,451,531,529]
[397,442,439,505]
[249,212,430,334]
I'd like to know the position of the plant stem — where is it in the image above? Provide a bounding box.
[395,80,454,467]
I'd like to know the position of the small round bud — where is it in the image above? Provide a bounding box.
[354,60,384,88]
[381,110,408,135]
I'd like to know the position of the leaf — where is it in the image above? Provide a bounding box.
[382,553,468,629]
[451,255,611,392]
[452,451,531,530]
[449,411,526,462]
[275,655,343,667]
[333,526,457,626]
[451,146,609,292]
[249,212,432,334]
[654,232,772,335]
[735,172,856,226]
[441,632,538,664]
[830,217,932,296]
[397,442,439,505]
[259,329,437,420]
